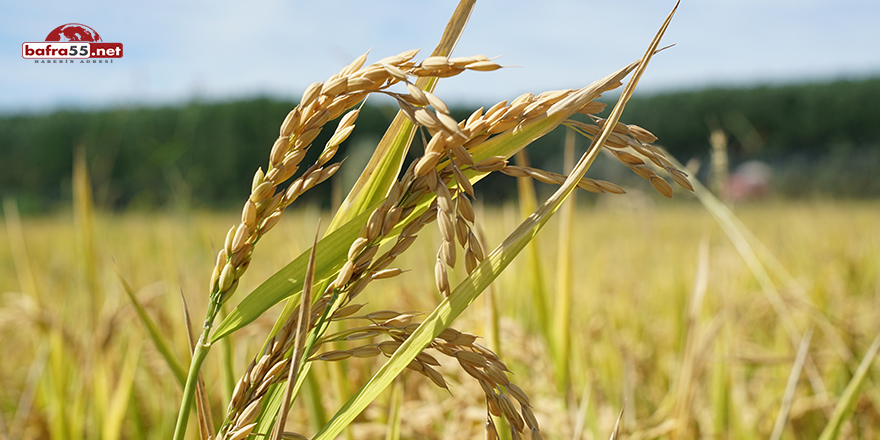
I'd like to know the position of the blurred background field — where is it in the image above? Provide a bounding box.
[1,193,879,438]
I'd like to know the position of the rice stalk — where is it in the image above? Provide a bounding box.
[311,4,681,438]
[2,199,50,439]
[769,328,813,440]
[384,379,404,440]
[552,128,577,393]
[175,36,459,439]
[102,335,141,440]
[817,332,880,440]
[74,149,127,440]
[73,147,99,330]
[513,151,550,335]
[3,198,41,303]
[7,341,48,440]
[709,128,729,197]
[117,273,186,385]
[285,9,479,424]
[213,53,644,343]
[163,1,687,438]
[710,329,731,437]
[669,235,711,438]
[609,406,624,440]
[268,227,319,440]
[571,380,598,440]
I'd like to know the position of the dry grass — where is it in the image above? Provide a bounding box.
[1,201,879,439]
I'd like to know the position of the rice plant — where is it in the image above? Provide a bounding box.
[166,2,688,438]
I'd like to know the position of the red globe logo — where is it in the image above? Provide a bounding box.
[45,23,102,42]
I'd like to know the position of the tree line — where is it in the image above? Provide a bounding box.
[2,77,879,212]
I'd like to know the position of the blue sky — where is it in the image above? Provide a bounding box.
[2,0,879,114]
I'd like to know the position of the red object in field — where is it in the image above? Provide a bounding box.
[725,161,773,201]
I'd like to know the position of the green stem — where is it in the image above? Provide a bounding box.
[172,341,209,440]
[173,303,218,440]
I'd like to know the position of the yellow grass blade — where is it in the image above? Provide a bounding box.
[384,380,403,440]
[102,335,141,440]
[571,381,597,440]
[6,342,47,440]
[73,147,99,330]
[552,129,577,392]
[92,350,109,440]
[3,198,41,302]
[710,332,731,436]
[44,331,70,439]
[670,235,710,435]
[609,405,624,440]
[770,328,813,440]
[117,274,187,385]
[269,226,319,440]
[514,151,550,335]
[818,332,880,440]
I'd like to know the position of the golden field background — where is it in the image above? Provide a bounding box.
[1,198,878,439]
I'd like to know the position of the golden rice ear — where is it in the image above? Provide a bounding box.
[186,1,687,439]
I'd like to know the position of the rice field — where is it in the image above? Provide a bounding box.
[1,199,878,439]
[3,3,879,439]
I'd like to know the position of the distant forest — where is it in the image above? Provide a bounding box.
[2,77,879,212]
